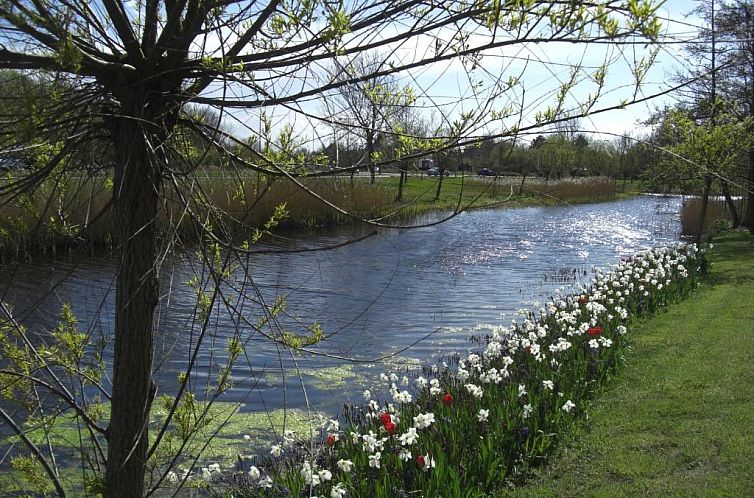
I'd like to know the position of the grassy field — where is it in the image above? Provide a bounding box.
[386,174,630,215]
[497,230,754,498]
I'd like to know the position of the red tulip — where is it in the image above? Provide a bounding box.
[442,393,453,406]
[379,412,392,425]
[384,421,396,435]
[326,434,337,446]
[587,326,602,337]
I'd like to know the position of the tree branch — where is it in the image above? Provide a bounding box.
[0,407,67,497]
[101,0,145,64]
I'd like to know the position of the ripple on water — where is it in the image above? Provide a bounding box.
[0,196,684,417]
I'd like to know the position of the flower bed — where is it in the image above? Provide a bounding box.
[218,243,706,497]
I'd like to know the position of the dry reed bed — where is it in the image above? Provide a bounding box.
[0,174,625,260]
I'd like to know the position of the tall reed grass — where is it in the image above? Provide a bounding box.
[520,177,618,202]
[0,173,624,261]
[679,196,743,239]
[0,172,394,260]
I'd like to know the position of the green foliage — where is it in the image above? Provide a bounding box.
[279,322,326,349]
[642,105,753,192]
[10,455,53,496]
[0,303,108,496]
[324,9,351,42]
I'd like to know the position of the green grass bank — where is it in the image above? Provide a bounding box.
[498,230,754,498]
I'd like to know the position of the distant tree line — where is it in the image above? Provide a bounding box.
[314,131,641,180]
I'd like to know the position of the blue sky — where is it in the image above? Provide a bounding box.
[210,1,704,149]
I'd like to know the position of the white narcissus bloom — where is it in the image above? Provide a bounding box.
[399,448,412,461]
[416,376,428,388]
[248,466,260,480]
[301,462,320,487]
[361,431,379,453]
[480,368,502,384]
[542,380,554,391]
[259,476,273,488]
[368,452,381,468]
[429,378,441,395]
[457,368,470,382]
[398,427,418,446]
[413,412,435,429]
[337,459,353,472]
[331,483,347,498]
[283,430,295,442]
[270,444,282,457]
[477,409,489,422]
[464,383,483,399]
[589,338,599,349]
[392,390,412,404]
[485,340,502,359]
[518,384,527,397]
[362,389,371,400]
[562,400,576,413]
[522,404,533,419]
[166,471,178,483]
[318,469,332,482]
[326,419,339,432]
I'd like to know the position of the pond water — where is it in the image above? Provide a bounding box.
[0,195,684,424]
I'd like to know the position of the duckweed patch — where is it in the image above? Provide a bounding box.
[2,402,327,476]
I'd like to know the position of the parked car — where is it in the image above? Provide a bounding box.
[477,168,495,176]
[427,167,450,177]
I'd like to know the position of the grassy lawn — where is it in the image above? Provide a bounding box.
[385,174,634,215]
[497,230,754,498]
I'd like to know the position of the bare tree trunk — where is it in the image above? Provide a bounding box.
[721,181,740,228]
[744,148,754,233]
[696,173,713,244]
[367,133,376,185]
[434,167,445,201]
[106,118,162,497]
[518,172,527,195]
[396,167,406,201]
